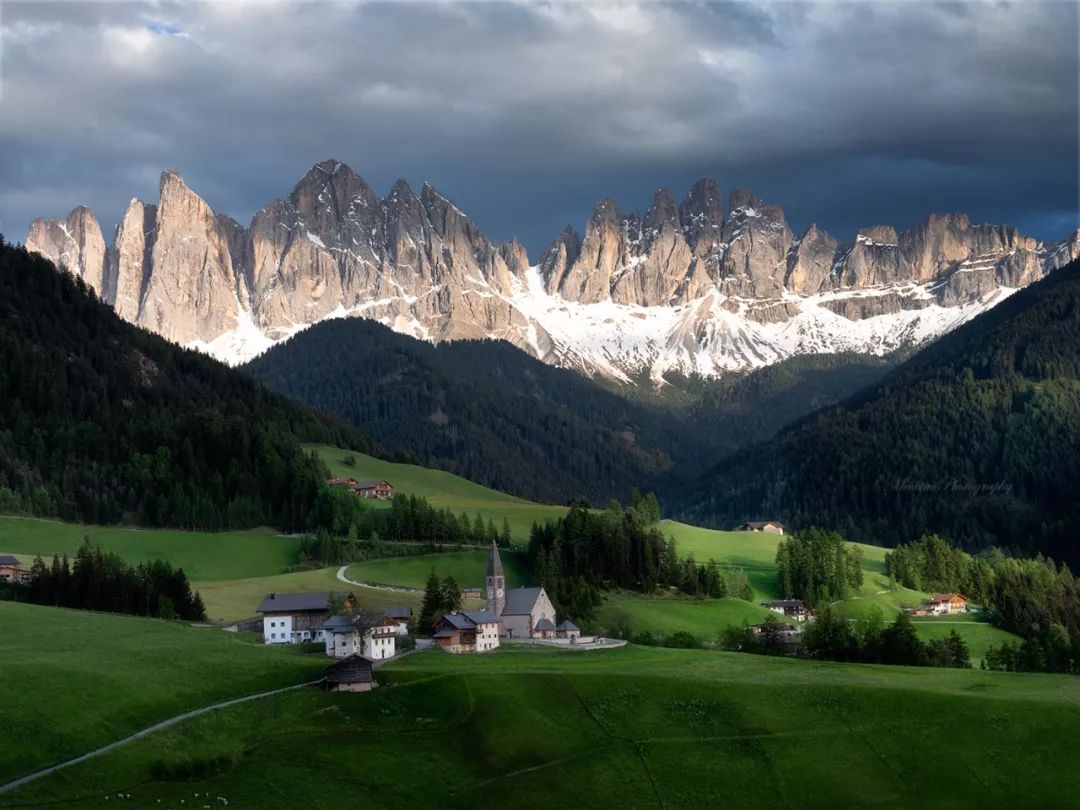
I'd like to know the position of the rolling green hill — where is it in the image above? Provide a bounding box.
[679,259,1080,564]
[4,642,1079,808]
[0,601,323,787]
[310,444,568,541]
[0,516,299,581]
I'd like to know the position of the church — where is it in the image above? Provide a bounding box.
[486,540,558,639]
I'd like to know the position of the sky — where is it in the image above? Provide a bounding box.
[1,0,1077,257]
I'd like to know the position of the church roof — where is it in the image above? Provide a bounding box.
[556,620,579,631]
[535,617,556,632]
[487,539,504,579]
[502,587,544,616]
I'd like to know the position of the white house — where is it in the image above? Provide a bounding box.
[433,610,502,654]
[321,611,399,660]
[256,592,357,645]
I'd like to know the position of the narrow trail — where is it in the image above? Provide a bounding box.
[0,680,319,796]
[336,565,422,594]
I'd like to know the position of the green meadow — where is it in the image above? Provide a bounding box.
[0,515,299,580]
[0,601,324,787]
[595,593,778,637]
[0,448,1018,654]
[5,637,1080,808]
[345,549,530,591]
[308,444,568,541]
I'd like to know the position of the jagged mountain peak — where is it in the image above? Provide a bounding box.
[24,164,1080,381]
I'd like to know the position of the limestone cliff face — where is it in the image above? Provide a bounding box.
[26,206,107,296]
[137,171,243,344]
[108,199,156,321]
[718,189,793,298]
[24,161,1080,378]
[785,224,839,295]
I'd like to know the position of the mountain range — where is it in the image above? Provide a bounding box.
[677,258,1080,564]
[26,160,1080,381]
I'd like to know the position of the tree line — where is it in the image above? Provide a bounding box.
[7,538,205,621]
[308,489,512,560]
[775,528,864,604]
[528,494,754,623]
[887,534,1080,674]
[721,608,971,669]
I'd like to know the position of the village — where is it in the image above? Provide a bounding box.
[256,540,600,691]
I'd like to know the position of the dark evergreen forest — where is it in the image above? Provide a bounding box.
[679,259,1080,565]
[0,238,372,531]
[244,316,895,505]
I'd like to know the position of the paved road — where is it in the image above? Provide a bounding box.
[336,565,422,594]
[0,680,319,796]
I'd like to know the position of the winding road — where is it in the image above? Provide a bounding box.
[336,565,422,593]
[0,680,319,796]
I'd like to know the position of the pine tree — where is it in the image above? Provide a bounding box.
[419,569,443,634]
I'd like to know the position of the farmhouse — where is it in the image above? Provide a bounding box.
[385,606,412,635]
[739,521,785,534]
[256,591,357,644]
[354,480,393,500]
[328,476,359,488]
[764,599,812,622]
[321,611,398,660]
[928,593,968,615]
[486,540,559,639]
[324,654,376,693]
[0,555,28,584]
[433,610,501,653]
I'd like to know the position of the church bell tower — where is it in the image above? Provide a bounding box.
[486,538,506,616]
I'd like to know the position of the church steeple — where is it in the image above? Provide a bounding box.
[486,538,506,616]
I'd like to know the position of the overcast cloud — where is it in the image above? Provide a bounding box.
[0,0,1076,254]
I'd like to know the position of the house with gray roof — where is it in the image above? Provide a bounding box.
[256,591,356,645]
[433,609,501,654]
[321,610,399,660]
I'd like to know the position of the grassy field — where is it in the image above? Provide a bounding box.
[661,520,890,602]
[345,549,530,591]
[192,566,423,623]
[0,515,299,580]
[0,601,323,787]
[309,444,567,542]
[595,593,778,638]
[6,643,1080,808]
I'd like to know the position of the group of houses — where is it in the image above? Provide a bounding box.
[905,593,969,616]
[255,591,411,660]
[255,591,414,692]
[327,477,394,500]
[432,541,580,654]
[0,555,28,584]
[738,521,785,535]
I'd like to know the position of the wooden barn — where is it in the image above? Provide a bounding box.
[324,654,376,693]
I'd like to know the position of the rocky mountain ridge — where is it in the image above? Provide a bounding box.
[26,159,1080,380]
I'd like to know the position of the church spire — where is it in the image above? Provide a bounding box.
[486,538,506,616]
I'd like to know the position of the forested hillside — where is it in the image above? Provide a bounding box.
[0,238,372,531]
[245,319,895,505]
[679,259,1080,564]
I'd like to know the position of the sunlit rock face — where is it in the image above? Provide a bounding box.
[27,161,1080,381]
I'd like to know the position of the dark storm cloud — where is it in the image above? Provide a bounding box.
[0,0,1075,256]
